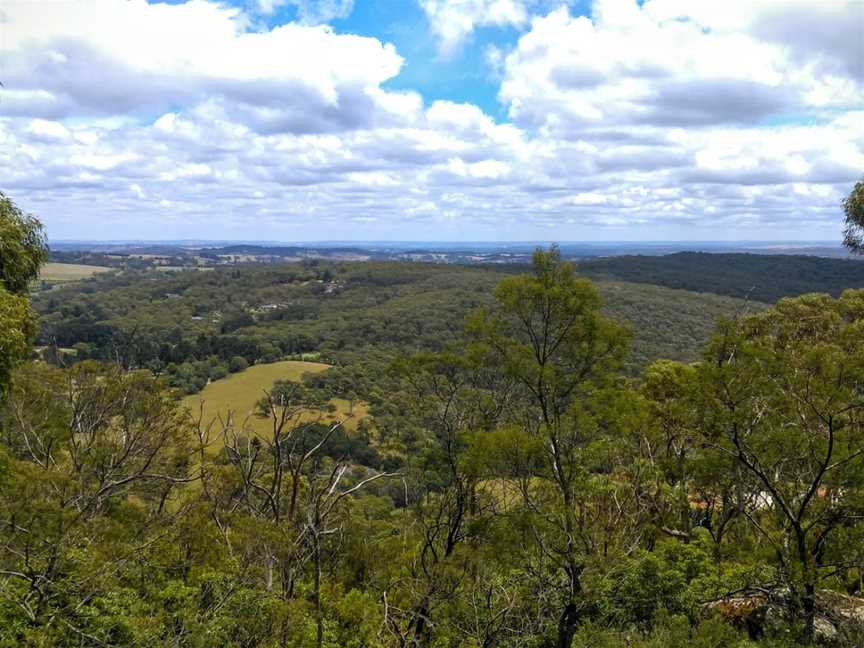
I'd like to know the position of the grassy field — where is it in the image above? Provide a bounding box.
[183,360,368,448]
[40,263,111,282]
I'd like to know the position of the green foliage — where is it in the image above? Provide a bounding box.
[569,615,769,648]
[229,354,250,373]
[843,177,864,253]
[165,355,234,393]
[0,193,46,392]
[695,290,864,642]
[589,541,720,628]
[0,192,47,295]
[0,362,193,646]
[578,251,864,303]
[33,256,756,393]
[0,291,36,392]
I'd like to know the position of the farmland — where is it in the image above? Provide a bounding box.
[182,360,368,447]
[39,262,111,283]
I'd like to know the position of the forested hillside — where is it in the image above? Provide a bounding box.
[3,196,864,647]
[577,252,864,303]
[33,261,753,393]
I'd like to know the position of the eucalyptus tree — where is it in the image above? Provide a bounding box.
[0,362,194,643]
[210,383,348,603]
[209,381,394,647]
[641,359,757,559]
[698,291,864,642]
[0,192,47,392]
[842,177,864,253]
[467,246,641,648]
[380,351,517,647]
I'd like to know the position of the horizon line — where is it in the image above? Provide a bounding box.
[49,239,843,245]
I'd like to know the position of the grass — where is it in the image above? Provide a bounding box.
[40,263,111,282]
[183,360,368,449]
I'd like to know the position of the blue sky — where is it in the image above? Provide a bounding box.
[247,0,560,118]
[0,0,862,241]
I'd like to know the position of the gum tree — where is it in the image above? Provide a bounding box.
[0,192,47,392]
[699,291,864,643]
[467,246,634,648]
[843,177,864,253]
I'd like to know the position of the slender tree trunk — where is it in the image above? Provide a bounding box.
[557,601,579,648]
[289,472,300,521]
[802,579,816,645]
[265,553,274,592]
[314,534,323,648]
[556,557,583,648]
[795,527,816,644]
[409,591,433,648]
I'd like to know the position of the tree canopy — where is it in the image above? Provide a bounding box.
[843,177,864,253]
[0,193,47,392]
[0,192,47,295]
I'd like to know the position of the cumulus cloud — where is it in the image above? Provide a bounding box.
[419,0,532,54]
[499,1,862,133]
[647,0,864,81]
[2,0,404,132]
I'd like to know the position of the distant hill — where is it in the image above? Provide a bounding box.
[35,254,864,387]
[34,261,752,382]
[577,252,864,304]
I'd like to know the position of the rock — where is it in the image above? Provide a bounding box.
[814,617,837,641]
[703,588,864,646]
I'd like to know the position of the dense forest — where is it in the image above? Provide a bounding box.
[2,192,864,647]
[576,252,864,304]
[33,260,756,393]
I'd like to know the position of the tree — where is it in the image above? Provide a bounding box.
[201,378,393,647]
[698,291,864,642]
[229,355,249,373]
[0,362,193,642]
[842,177,864,253]
[381,351,516,647]
[0,192,47,392]
[641,360,754,559]
[467,246,634,648]
[0,192,47,295]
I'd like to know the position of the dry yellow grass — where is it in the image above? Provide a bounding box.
[40,263,111,282]
[183,360,368,449]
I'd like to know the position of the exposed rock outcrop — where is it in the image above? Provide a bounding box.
[704,588,864,646]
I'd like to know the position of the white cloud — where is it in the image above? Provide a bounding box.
[27,119,70,141]
[3,0,405,132]
[419,0,531,54]
[500,1,862,133]
[645,0,863,80]
[484,44,506,78]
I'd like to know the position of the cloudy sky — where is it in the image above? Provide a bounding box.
[1,0,862,241]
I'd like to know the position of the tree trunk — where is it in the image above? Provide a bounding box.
[795,526,816,644]
[314,535,323,648]
[802,580,816,645]
[265,553,274,592]
[557,602,579,648]
[411,597,432,648]
[289,472,300,521]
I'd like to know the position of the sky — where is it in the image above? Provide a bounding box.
[0,0,862,242]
